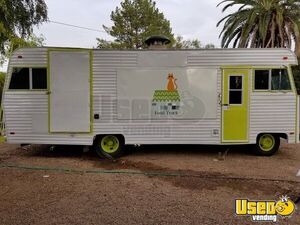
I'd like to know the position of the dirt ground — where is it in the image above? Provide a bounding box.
[0,142,299,225]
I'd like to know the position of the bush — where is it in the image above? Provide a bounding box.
[0,72,6,105]
[292,59,300,95]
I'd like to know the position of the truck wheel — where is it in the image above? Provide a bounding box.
[94,135,124,159]
[253,134,280,156]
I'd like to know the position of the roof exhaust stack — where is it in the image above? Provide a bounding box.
[145,35,171,50]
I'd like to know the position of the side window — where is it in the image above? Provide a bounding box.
[254,70,269,90]
[254,69,291,91]
[9,68,30,89]
[271,69,291,90]
[32,68,47,89]
[9,67,47,90]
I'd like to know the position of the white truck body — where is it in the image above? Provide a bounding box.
[2,47,299,146]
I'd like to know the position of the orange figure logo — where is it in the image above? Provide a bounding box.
[167,73,178,91]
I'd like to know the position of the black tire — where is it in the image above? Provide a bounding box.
[253,134,280,156]
[93,135,124,159]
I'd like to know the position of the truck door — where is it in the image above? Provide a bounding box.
[48,50,91,133]
[222,68,249,143]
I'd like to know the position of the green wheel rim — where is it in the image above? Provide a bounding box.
[259,134,275,152]
[101,135,120,154]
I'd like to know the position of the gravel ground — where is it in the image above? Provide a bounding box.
[0,142,299,225]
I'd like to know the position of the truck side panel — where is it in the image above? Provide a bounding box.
[92,51,222,145]
[3,48,298,145]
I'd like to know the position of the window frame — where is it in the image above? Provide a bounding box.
[253,67,293,93]
[7,66,48,91]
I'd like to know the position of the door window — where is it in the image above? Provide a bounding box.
[229,76,243,104]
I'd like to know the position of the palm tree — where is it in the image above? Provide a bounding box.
[217,0,300,56]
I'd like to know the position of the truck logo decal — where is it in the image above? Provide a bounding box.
[151,73,181,117]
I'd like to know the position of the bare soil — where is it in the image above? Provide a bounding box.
[0,142,299,225]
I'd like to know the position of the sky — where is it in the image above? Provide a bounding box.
[1,0,230,71]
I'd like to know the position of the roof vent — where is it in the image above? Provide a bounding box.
[145,35,171,49]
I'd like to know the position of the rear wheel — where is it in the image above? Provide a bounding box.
[94,135,124,159]
[253,134,280,156]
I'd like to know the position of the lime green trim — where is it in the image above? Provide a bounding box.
[101,135,119,153]
[252,67,293,93]
[47,48,93,134]
[47,48,91,53]
[259,134,275,151]
[221,65,253,69]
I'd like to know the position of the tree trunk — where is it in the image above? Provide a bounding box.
[295,37,300,57]
[250,26,258,48]
[271,14,276,48]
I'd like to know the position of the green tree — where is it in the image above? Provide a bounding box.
[0,34,45,65]
[292,61,300,94]
[0,0,48,55]
[174,36,201,49]
[204,43,216,49]
[173,36,215,49]
[217,0,300,56]
[97,0,174,49]
[96,38,122,49]
[0,35,44,104]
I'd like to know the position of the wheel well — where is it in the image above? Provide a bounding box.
[256,133,288,142]
[93,134,125,145]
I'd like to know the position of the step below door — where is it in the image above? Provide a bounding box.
[49,50,91,133]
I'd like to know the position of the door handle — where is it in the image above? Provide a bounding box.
[46,91,51,95]
[222,104,229,106]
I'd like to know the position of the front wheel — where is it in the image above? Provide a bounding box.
[253,134,280,156]
[93,135,124,159]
